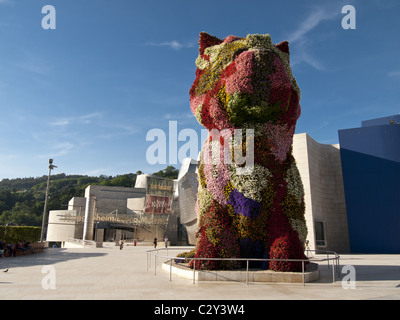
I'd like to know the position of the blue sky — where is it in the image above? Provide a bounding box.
[0,0,399,179]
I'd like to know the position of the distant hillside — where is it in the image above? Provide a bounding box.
[0,166,178,227]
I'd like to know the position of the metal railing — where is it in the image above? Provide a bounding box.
[146,247,340,286]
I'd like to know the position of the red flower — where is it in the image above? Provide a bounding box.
[199,32,223,55]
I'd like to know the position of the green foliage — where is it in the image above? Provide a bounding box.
[0,166,178,227]
[0,226,41,243]
[175,249,196,262]
[152,166,179,180]
[228,92,283,126]
[98,173,137,188]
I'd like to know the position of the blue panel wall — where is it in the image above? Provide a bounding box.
[361,115,400,127]
[338,119,400,253]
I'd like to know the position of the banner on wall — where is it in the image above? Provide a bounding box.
[143,176,174,214]
[144,195,173,214]
[146,177,175,197]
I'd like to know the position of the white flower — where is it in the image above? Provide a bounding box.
[229,164,271,202]
[195,56,209,70]
[197,186,214,219]
[289,218,308,245]
[285,162,304,204]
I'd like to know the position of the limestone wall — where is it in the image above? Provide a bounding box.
[293,133,350,253]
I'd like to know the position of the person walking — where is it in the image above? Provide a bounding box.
[164,237,168,248]
[119,239,124,250]
[153,237,157,249]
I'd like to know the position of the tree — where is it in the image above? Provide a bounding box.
[152,166,179,179]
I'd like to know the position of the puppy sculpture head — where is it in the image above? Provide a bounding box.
[190,32,301,132]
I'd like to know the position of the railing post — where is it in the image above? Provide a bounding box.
[193,260,196,284]
[332,257,335,285]
[246,260,249,285]
[170,258,172,281]
[302,260,305,286]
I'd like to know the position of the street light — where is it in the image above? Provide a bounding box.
[40,158,57,242]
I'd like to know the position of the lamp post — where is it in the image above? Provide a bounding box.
[40,158,57,242]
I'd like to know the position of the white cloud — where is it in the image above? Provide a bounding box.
[286,5,339,71]
[50,112,103,126]
[38,142,75,158]
[17,57,52,76]
[388,70,400,77]
[287,7,337,44]
[51,119,70,126]
[144,40,194,51]
[97,122,139,140]
[292,50,326,71]
[51,142,75,157]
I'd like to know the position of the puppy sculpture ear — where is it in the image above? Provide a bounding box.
[199,32,223,55]
[275,41,290,55]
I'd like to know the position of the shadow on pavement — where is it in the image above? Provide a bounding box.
[0,248,107,269]
[315,263,400,284]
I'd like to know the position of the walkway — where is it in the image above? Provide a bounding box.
[0,245,399,300]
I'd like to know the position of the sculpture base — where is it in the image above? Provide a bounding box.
[162,261,319,283]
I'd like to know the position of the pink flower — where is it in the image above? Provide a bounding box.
[203,162,230,205]
[190,94,205,114]
[264,122,295,162]
[225,51,254,94]
[209,97,232,130]
[195,197,200,216]
[268,55,291,109]
[202,138,230,205]
[223,35,241,43]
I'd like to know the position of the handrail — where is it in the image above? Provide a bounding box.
[146,247,340,286]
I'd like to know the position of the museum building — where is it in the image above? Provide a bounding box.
[338,115,400,253]
[46,115,400,254]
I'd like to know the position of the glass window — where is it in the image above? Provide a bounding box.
[315,221,326,247]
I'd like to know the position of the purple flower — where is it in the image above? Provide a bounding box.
[227,188,261,219]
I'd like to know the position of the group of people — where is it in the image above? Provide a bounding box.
[118,238,139,250]
[0,240,34,257]
[117,237,169,250]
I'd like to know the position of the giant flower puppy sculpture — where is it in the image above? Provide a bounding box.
[189,32,307,272]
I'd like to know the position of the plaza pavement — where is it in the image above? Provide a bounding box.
[0,244,399,300]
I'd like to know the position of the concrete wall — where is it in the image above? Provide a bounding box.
[46,210,78,242]
[68,197,86,212]
[293,133,350,253]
